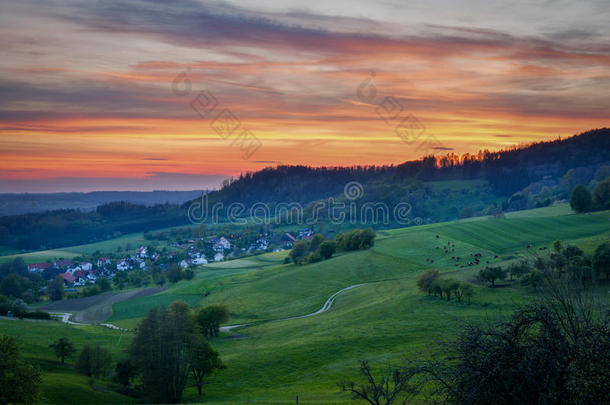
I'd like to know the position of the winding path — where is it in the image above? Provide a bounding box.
[220,283,368,332]
[50,283,369,333]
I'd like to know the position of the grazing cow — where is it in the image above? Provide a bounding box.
[494,255,499,259]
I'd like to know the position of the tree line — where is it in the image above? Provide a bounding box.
[288,228,375,265]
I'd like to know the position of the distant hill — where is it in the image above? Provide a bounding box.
[201,128,610,207]
[0,190,207,216]
[1,128,609,251]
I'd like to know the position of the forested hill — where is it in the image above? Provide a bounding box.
[1,128,608,251]
[202,128,610,206]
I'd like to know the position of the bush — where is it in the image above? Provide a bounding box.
[22,310,51,320]
[319,240,336,259]
[76,344,113,378]
[569,185,592,212]
[593,177,610,210]
[335,228,376,251]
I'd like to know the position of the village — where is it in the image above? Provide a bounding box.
[24,229,317,289]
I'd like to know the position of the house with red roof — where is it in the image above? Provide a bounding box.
[59,273,76,284]
[28,263,51,272]
[54,259,73,268]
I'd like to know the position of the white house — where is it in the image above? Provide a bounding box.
[214,252,224,262]
[80,262,93,271]
[212,237,232,252]
[139,261,147,269]
[179,260,190,269]
[97,258,111,267]
[116,260,129,271]
[192,257,208,265]
[137,246,148,258]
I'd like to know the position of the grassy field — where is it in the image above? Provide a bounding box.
[2,205,609,404]
[0,319,134,404]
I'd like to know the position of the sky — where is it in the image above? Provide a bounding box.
[1,0,609,192]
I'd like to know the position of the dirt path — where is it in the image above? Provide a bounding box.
[44,287,167,324]
[219,283,368,333]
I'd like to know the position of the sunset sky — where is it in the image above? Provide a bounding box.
[1,0,609,192]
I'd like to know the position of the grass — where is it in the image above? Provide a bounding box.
[4,205,610,404]
[0,319,134,404]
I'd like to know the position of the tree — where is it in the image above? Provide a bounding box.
[309,233,325,252]
[129,301,211,403]
[289,240,310,265]
[0,335,42,405]
[508,262,529,281]
[593,242,610,280]
[76,344,112,378]
[459,283,475,304]
[569,185,592,213]
[49,337,76,365]
[0,274,22,298]
[477,266,507,287]
[431,282,610,405]
[47,276,64,301]
[319,240,336,260]
[416,269,439,296]
[339,360,426,405]
[593,177,610,210]
[115,359,136,388]
[167,263,184,283]
[184,268,195,280]
[189,334,224,396]
[196,305,230,339]
[440,279,459,301]
[96,277,111,292]
[520,269,544,290]
[359,228,376,249]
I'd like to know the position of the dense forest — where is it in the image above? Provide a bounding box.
[1,128,609,251]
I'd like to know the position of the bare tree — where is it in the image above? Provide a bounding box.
[339,360,426,405]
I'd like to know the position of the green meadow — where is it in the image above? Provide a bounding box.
[2,205,609,403]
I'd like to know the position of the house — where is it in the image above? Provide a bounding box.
[73,277,86,287]
[116,260,129,271]
[27,263,51,272]
[192,257,208,265]
[211,237,232,252]
[137,246,148,258]
[54,259,73,268]
[80,262,93,271]
[179,260,190,269]
[214,252,224,262]
[151,253,160,261]
[139,261,147,269]
[282,233,297,247]
[298,229,314,238]
[73,270,88,279]
[59,273,76,284]
[97,257,111,267]
[187,248,201,258]
[302,235,314,242]
[252,238,269,251]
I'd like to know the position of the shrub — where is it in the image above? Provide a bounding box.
[570,185,592,212]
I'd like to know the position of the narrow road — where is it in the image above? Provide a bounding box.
[219,283,368,332]
[50,283,368,333]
